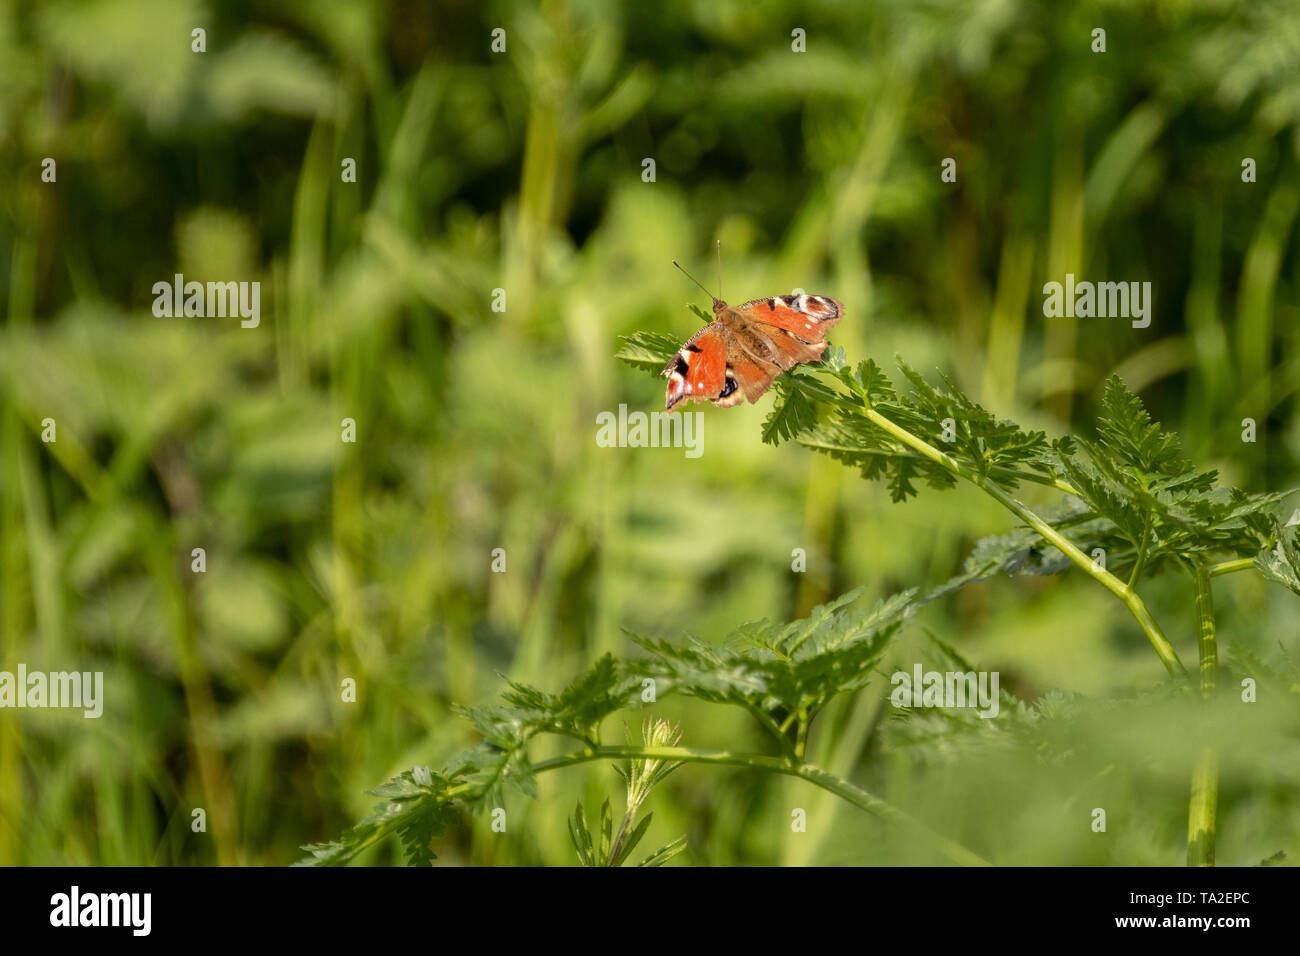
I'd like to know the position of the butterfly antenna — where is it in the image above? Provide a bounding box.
[672,258,721,306]
[716,239,723,301]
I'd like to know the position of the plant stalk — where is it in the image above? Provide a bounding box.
[533,745,992,867]
[1208,557,1256,577]
[859,405,1186,676]
[1187,562,1218,866]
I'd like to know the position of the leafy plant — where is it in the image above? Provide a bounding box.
[300,586,991,866]
[569,718,688,867]
[302,335,1299,867]
[624,335,1300,865]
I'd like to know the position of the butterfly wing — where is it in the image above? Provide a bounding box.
[724,347,786,404]
[718,294,845,403]
[733,293,844,341]
[663,324,742,410]
[663,294,844,410]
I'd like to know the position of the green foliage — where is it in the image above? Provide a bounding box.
[633,587,916,732]
[5,0,1300,869]
[688,357,1300,585]
[568,717,689,867]
[770,358,1056,502]
[614,331,687,372]
[298,768,462,867]
[568,800,687,867]
[299,657,638,866]
[1256,522,1300,596]
[1094,375,1196,479]
[568,799,611,866]
[301,587,920,864]
[1054,378,1291,575]
[496,654,634,744]
[924,500,1100,601]
[309,337,1300,866]
[625,346,1297,590]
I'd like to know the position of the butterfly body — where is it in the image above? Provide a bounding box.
[663,292,844,410]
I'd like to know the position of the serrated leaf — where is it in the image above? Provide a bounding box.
[823,343,849,372]
[763,379,819,445]
[1095,375,1190,477]
[497,654,636,740]
[295,768,459,867]
[615,331,681,371]
[635,586,916,723]
[854,358,897,402]
[1256,523,1300,595]
[762,368,838,445]
[795,359,1053,501]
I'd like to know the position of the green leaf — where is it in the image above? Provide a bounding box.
[762,368,838,445]
[854,358,897,402]
[753,585,870,655]
[296,768,461,867]
[611,812,654,867]
[794,358,1053,501]
[1094,375,1190,477]
[615,331,681,371]
[638,834,689,867]
[569,800,595,866]
[635,586,917,722]
[496,653,637,741]
[1057,435,1294,572]
[926,501,1100,601]
[598,798,613,864]
[823,344,849,373]
[1256,521,1300,595]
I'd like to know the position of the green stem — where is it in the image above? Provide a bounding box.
[1208,557,1255,577]
[1129,517,1152,589]
[533,745,992,867]
[798,439,1080,496]
[1187,562,1218,866]
[1192,563,1218,699]
[860,406,1187,676]
[606,800,639,867]
[739,699,799,761]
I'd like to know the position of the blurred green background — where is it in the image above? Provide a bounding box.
[1,0,1298,866]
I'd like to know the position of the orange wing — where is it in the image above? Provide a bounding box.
[663,294,844,410]
[734,294,844,341]
[726,348,785,404]
[727,294,843,401]
[663,324,740,410]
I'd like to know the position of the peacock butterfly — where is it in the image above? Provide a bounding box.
[663,246,844,411]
